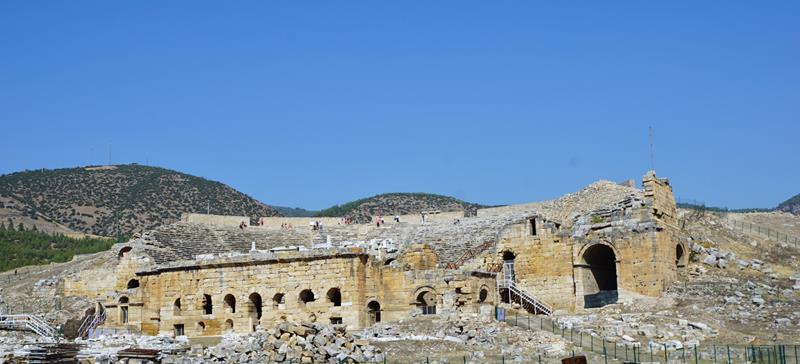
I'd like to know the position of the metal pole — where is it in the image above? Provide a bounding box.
[695,345,699,364]
[727,345,731,364]
[650,343,654,363]
[665,343,669,363]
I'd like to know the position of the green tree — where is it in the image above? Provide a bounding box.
[17,223,24,232]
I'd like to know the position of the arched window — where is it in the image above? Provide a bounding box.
[479,288,488,303]
[416,289,437,315]
[118,246,132,259]
[127,279,140,289]
[299,289,315,305]
[224,294,236,313]
[248,293,263,320]
[118,296,129,324]
[197,321,206,333]
[225,319,234,332]
[676,244,686,268]
[173,298,182,316]
[202,294,213,314]
[367,301,381,324]
[273,293,285,310]
[326,288,341,307]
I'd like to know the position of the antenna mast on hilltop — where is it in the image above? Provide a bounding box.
[648,126,655,172]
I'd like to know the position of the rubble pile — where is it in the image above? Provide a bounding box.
[192,322,383,363]
[556,312,717,349]
[361,313,571,359]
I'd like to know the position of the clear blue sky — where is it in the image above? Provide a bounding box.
[1,1,797,210]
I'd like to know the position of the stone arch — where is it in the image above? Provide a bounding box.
[118,296,129,324]
[478,286,489,303]
[273,293,285,310]
[202,294,213,314]
[500,250,517,282]
[367,301,381,324]
[248,293,263,320]
[223,294,236,314]
[326,288,342,307]
[126,279,140,289]
[577,242,619,308]
[414,287,437,315]
[299,289,316,305]
[118,246,132,259]
[173,298,182,316]
[675,243,687,268]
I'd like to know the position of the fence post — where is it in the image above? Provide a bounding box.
[665,343,668,363]
[794,345,798,364]
[650,342,653,363]
[727,345,731,364]
[604,343,608,364]
[625,344,628,362]
[591,335,593,352]
[694,345,698,364]
[714,344,717,364]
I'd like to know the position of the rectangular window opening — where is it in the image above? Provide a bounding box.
[330,317,343,325]
[174,324,185,336]
[530,218,537,236]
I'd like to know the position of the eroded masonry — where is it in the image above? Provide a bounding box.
[62,171,684,337]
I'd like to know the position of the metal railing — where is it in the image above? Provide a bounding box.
[77,309,106,339]
[498,262,553,315]
[0,313,56,338]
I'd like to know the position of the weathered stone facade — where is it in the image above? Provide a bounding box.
[61,170,681,338]
[494,171,684,310]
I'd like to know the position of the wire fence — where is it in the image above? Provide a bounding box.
[727,218,799,248]
[499,308,800,364]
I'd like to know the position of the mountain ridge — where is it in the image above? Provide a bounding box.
[0,164,280,237]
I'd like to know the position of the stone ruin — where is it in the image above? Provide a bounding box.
[58,171,683,340]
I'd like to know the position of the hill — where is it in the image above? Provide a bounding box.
[315,192,486,222]
[0,164,279,237]
[776,193,800,215]
[272,206,319,217]
[0,222,114,272]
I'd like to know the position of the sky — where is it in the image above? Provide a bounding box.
[1,1,798,210]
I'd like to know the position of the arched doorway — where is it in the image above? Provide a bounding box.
[581,244,618,308]
[675,244,686,268]
[502,251,516,283]
[223,294,236,314]
[416,289,437,315]
[248,293,263,320]
[367,301,381,324]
